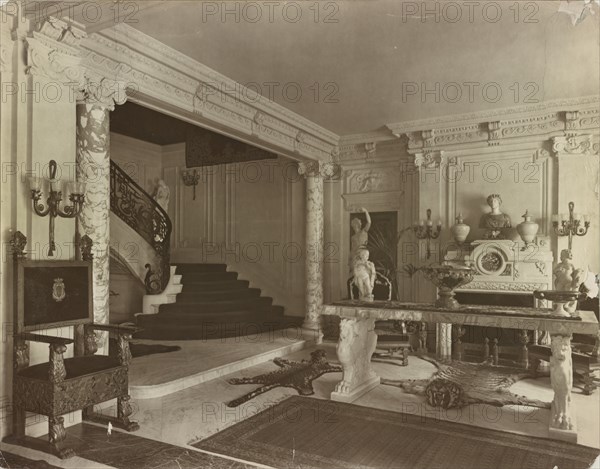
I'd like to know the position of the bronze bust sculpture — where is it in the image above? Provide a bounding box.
[479,194,511,239]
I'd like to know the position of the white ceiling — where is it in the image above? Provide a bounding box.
[124,0,600,135]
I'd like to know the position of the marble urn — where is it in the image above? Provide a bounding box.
[533,290,584,317]
[420,264,476,309]
[451,213,470,244]
[516,210,539,246]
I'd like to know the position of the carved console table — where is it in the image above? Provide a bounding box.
[322,300,598,443]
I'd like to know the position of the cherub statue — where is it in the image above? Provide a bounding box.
[554,249,586,291]
[351,248,376,301]
[479,194,511,239]
[152,179,170,212]
[554,249,586,313]
[350,207,371,268]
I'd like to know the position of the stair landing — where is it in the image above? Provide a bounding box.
[128,332,306,399]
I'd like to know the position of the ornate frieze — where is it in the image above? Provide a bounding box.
[345,168,401,194]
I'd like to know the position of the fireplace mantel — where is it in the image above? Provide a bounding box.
[444,238,554,295]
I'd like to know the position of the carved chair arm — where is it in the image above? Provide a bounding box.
[90,324,140,366]
[17,332,74,346]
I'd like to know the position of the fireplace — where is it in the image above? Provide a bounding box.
[445,238,554,362]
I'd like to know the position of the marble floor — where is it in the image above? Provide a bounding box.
[2,340,600,469]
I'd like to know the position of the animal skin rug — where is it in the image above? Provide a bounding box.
[381,356,550,409]
[226,350,342,407]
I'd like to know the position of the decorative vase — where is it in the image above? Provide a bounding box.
[420,265,475,309]
[516,210,538,246]
[451,213,470,244]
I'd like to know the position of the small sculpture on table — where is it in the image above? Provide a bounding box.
[349,207,371,269]
[479,194,511,239]
[534,249,585,316]
[350,248,376,302]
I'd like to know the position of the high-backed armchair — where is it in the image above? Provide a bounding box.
[4,231,139,459]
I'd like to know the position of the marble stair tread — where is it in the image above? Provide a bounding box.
[175,288,262,302]
[181,279,250,291]
[174,263,228,273]
[127,333,306,396]
[134,314,301,341]
[181,271,239,282]
[159,296,274,313]
[138,306,286,324]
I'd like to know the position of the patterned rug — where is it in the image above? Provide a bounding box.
[381,356,550,409]
[194,396,599,469]
[226,350,341,407]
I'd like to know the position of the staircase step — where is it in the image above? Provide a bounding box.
[175,263,227,273]
[158,296,273,314]
[138,306,285,326]
[181,271,238,282]
[135,313,302,340]
[182,280,249,292]
[175,288,261,302]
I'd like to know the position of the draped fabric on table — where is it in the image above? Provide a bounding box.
[185,126,277,167]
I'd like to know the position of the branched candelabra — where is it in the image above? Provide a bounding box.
[552,201,590,252]
[29,160,85,256]
[181,169,200,200]
[413,208,442,259]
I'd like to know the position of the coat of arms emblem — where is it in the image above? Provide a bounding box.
[52,278,66,302]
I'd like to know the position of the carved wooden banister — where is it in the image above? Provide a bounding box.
[110,160,171,294]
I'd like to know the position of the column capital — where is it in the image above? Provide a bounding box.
[413,150,455,169]
[76,75,129,110]
[552,135,594,157]
[297,161,339,179]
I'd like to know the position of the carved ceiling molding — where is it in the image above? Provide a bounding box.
[552,135,595,156]
[80,24,338,162]
[413,150,456,170]
[25,19,87,85]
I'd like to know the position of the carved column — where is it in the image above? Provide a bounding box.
[548,334,576,442]
[298,161,336,342]
[76,79,127,351]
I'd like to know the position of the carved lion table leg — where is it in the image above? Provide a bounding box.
[117,395,140,431]
[330,317,380,403]
[548,334,577,443]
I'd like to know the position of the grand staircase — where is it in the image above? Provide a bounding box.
[109,160,301,340]
[135,263,302,340]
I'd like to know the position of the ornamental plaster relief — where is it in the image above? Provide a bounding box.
[345,167,402,194]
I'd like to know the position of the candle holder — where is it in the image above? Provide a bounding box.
[413,208,442,259]
[552,201,590,252]
[181,169,200,200]
[28,160,85,257]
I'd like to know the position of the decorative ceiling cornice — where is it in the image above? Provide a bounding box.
[385,95,600,135]
[80,24,339,162]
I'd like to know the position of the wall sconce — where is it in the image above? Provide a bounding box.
[181,169,200,200]
[28,160,85,257]
[551,201,590,252]
[413,208,442,259]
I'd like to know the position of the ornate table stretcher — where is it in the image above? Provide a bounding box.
[322,300,599,443]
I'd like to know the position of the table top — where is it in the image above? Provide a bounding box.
[323,300,599,335]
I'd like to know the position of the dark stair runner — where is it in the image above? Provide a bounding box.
[135,263,302,340]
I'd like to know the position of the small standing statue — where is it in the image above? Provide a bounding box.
[350,207,371,268]
[152,179,170,212]
[554,249,586,313]
[479,194,512,239]
[351,248,376,301]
